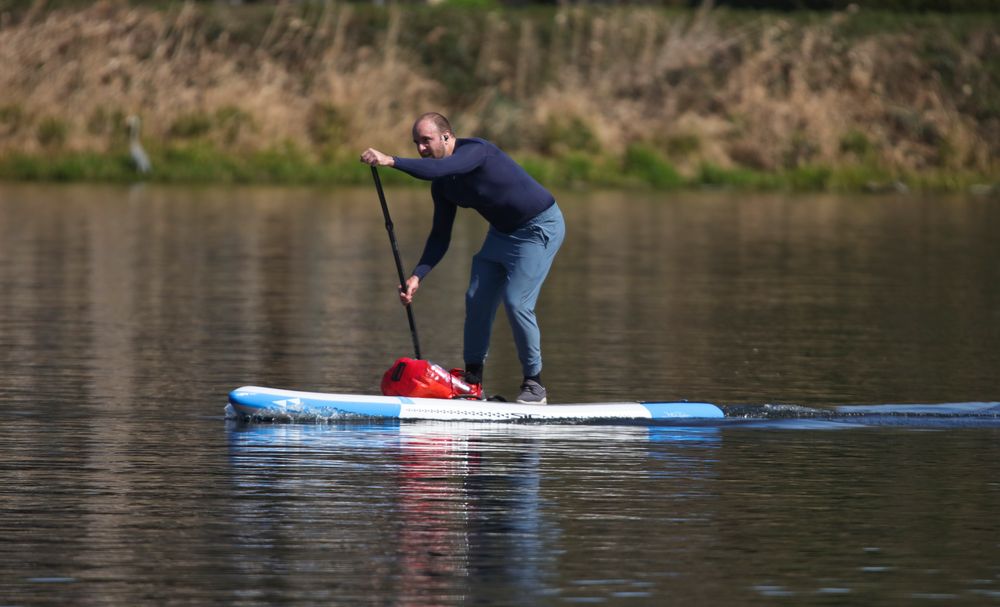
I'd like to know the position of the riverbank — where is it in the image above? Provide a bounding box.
[1,145,994,193]
[1,2,997,191]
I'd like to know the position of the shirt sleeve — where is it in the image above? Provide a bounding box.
[392,141,487,181]
[412,189,457,280]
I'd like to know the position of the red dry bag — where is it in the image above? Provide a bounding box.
[381,358,482,400]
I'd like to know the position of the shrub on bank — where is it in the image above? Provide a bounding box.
[0,2,996,191]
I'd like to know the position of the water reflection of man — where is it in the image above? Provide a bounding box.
[395,426,546,603]
[361,112,565,404]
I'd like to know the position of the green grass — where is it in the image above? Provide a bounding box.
[3,146,991,193]
[623,144,684,189]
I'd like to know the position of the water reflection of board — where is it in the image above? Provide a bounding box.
[228,386,724,422]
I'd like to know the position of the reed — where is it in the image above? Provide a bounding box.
[0,1,996,189]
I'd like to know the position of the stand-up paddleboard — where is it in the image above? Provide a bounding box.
[228,386,724,422]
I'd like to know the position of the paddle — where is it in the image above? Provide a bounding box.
[371,166,422,360]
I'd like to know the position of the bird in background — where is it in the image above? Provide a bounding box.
[126,115,151,175]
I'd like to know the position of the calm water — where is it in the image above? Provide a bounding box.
[1,183,998,605]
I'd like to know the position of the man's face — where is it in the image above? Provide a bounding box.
[412,121,448,159]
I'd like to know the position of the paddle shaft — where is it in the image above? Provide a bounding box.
[371,166,422,360]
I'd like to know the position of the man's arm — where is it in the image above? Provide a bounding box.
[412,193,457,280]
[399,193,456,305]
[393,142,486,180]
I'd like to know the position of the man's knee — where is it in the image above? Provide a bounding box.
[503,294,535,321]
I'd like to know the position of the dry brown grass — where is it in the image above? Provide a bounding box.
[0,1,995,176]
[514,7,995,174]
[0,1,439,154]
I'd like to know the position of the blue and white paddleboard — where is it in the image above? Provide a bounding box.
[228,386,724,422]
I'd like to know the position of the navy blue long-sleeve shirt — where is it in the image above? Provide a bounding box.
[392,137,555,279]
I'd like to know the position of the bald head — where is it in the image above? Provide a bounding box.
[413,112,452,138]
[412,112,456,159]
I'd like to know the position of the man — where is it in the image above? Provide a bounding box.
[360,112,564,404]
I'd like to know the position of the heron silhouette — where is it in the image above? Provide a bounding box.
[126,115,151,174]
